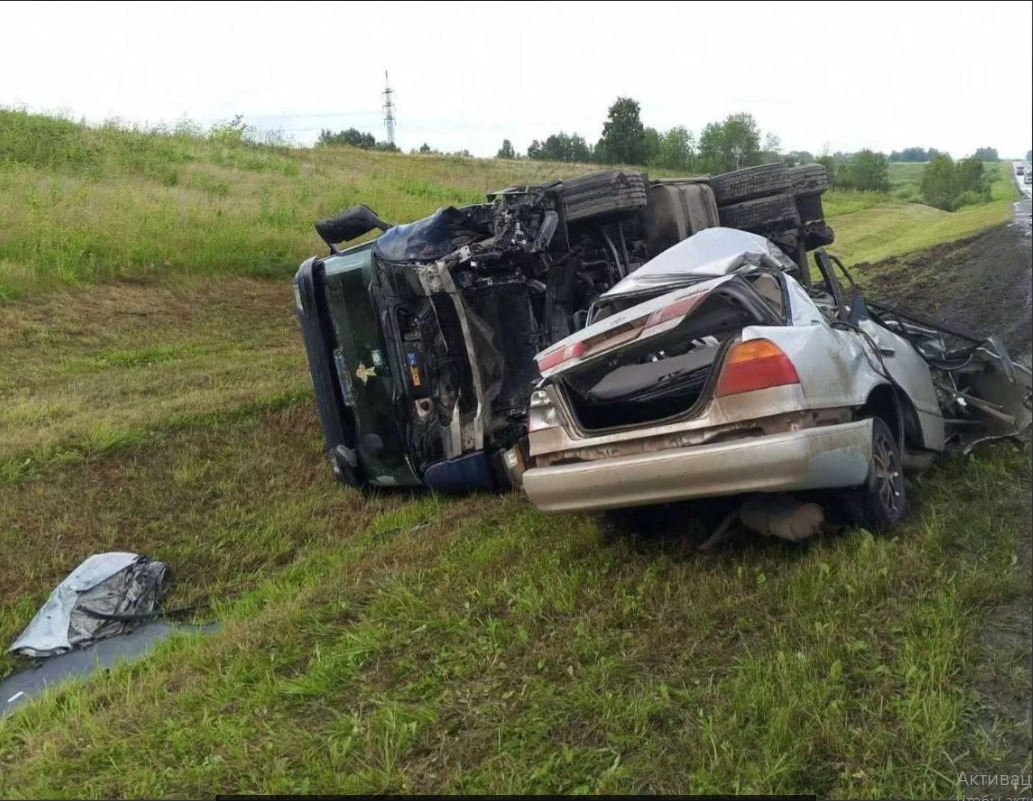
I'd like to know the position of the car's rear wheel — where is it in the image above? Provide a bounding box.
[838,417,906,532]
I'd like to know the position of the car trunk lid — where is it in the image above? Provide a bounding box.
[537,274,782,432]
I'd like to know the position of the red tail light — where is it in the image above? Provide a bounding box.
[643,291,707,330]
[715,339,800,397]
[537,341,587,373]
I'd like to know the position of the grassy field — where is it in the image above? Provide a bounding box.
[0,110,1017,298]
[0,112,1030,797]
[824,162,1017,266]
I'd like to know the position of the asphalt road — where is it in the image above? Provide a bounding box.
[1013,160,1032,198]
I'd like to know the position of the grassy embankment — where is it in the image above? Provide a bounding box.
[0,111,1028,797]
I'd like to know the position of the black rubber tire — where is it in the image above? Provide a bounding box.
[837,417,906,532]
[789,164,830,195]
[718,193,801,232]
[712,164,791,205]
[557,170,648,222]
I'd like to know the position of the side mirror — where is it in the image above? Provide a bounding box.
[315,205,393,253]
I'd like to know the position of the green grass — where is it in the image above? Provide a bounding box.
[0,387,1028,795]
[0,109,618,298]
[1,110,1018,300]
[0,111,1029,797]
[826,163,1019,266]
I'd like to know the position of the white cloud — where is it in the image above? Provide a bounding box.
[2,0,1030,158]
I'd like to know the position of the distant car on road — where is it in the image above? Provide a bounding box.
[1017,164,1025,175]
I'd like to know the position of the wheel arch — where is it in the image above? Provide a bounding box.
[857,382,924,450]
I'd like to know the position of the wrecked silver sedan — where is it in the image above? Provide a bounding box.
[516,228,1032,530]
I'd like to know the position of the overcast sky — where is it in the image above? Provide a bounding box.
[2,0,1031,158]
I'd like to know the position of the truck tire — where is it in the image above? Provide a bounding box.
[837,417,906,532]
[712,164,791,205]
[789,164,830,195]
[718,194,800,232]
[557,170,648,223]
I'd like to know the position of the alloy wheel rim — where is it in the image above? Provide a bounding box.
[872,431,901,516]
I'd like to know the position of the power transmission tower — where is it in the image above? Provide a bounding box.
[382,71,396,147]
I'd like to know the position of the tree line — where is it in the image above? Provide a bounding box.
[314,100,1006,212]
[496,98,782,175]
[890,146,998,162]
[316,127,399,152]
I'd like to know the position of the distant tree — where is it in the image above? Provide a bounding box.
[971,147,999,162]
[1027,150,1032,162]
[693,113,762,173]
[955,155,991,204]
[496,139,516,159]
[598,97,646,165]
[760,132,782,164]
[419,143,431,154]
[839,149,890,192]
[921,153,958,210]
[317,127,378,149]
[816,154,838,187]
[919,154,990,210]
[526,131,592,162]
[697,121,725,173]
[655,126,695,171]
[643,127,662,166]
[568,133,592,163]
[889,147,934,163]
[721,113,762,170]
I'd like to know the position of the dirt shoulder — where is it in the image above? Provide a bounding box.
[857,197,1033,364]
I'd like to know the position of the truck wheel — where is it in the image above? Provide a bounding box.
[788,164,830,195]
[838,417,906,532]
[718,193,801,232]
[556,170,648,222]
[712,164,791,205]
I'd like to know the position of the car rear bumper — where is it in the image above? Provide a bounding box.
[522,420,873,513]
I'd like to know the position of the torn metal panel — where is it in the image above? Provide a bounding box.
[9,553,169,659]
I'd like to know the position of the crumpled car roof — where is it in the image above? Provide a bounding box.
[604,227,797,296]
